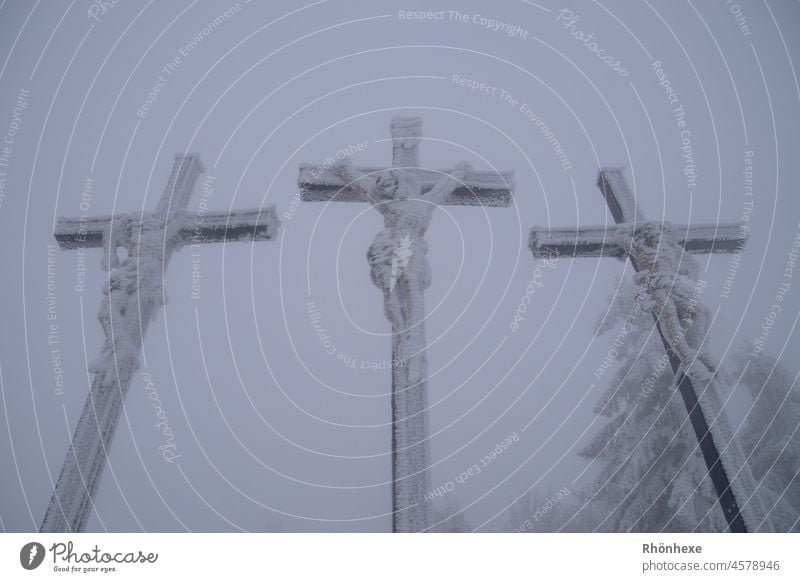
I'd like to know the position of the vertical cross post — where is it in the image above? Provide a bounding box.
[388,117,431,534]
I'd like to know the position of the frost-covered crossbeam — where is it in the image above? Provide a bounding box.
[530,223,745,258]
[299,164,514,207]
[54,207,279,249]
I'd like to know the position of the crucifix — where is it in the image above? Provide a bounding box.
[530,167,770,532]
[299,117,514,532]
[41,153,281,532]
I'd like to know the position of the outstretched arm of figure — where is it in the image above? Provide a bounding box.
[331,157,378,205]
[424,161,471,205]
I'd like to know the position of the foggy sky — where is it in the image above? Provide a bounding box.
[1,0,799,532]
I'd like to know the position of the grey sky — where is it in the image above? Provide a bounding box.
[1,0,799,532]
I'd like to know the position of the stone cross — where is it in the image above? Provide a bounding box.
[41,154,280,532]
[299,117,514,532]
[530,168,771,532]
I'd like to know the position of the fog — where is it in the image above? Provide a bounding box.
[1,0,798,532]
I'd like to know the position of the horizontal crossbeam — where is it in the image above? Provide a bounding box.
[530,222,746,259]
[54,206,280,250]
[298,164,514,207]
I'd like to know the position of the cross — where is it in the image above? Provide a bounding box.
[530,167,771,532]
[41,153,281,532]
[299,117,514,532]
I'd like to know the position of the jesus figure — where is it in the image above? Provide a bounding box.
[331,154,471,380]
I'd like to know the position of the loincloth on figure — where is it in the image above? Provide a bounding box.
[367,229,431,292]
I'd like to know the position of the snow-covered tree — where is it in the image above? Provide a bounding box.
[578,277,726,532]
[505,486,589,532]
[728,344,800,531]
[428,498,471,532]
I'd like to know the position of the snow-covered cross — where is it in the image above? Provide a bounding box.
[299,117,514,532]
[41,154,280,532]
[530,168,770,532]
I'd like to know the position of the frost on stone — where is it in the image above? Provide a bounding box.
[183,206,280,245]
[529,222,745,260]
[336,158,473,532]
[324,126,479,531]
[42,211,182,533]
[41,153,283,533]
[598,167,643,224]
[620,221,716,383]
[299,164,514,207]
[331,157,471,385]
[529,225,629,259]
[90,213,177,382]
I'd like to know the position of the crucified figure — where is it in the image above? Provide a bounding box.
[300,117,514,533]
[332,156,471,380]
